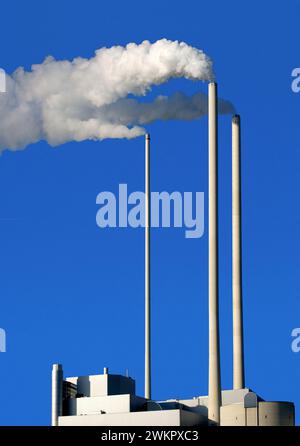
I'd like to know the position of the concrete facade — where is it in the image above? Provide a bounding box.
[66,373,135,398]
[221,401,295,426]
[65,394,146,417]
[59,409,204,427]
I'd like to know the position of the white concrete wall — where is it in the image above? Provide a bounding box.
[246,407,258,426]
[65,394,146,416]
[58,409,202,426]
[258,402,295,426]
[66,394,130,416]
[69,375,108,397]
[220,401,295,426]
[220,404,246,426]
[65,374,135,397]
[165,389,250,412]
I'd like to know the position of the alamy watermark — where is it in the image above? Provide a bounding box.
[96,184,204,239]
[0,328,6,352]
[0,68,6,93]
[291,328,300,353]
[291,68,300,93]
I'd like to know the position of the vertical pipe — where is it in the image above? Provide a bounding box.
[51,363,63,426]
[145,133,151,400]
[208,82,221,425]
[232,115,245,389]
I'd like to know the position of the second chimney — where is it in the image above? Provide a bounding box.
[232,115,245,390]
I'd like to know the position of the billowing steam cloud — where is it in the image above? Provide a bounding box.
[0,39,233,152]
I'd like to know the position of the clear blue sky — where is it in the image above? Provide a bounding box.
[0,0,299,425]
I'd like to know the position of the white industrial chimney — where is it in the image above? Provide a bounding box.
[145,133,151,400]
[51,363,63,426]
[208,82,221,425]
[232,115,245,389]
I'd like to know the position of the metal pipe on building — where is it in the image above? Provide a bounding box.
[232,115,245,390]
[51,363,63,426]
[208,82,221,425]
[145,133,151,400]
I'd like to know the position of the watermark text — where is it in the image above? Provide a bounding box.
[96,184,204,239]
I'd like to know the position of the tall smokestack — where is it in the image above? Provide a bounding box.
[145,133,151,400]
[51,363,63,426]
[208,82,221,425]
[232,115,245,389]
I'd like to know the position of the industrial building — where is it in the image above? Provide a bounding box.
[51,82,296,426]
[52,365,294,426]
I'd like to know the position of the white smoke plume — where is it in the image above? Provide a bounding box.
[101,92,234,124]
[0,39,233,152]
